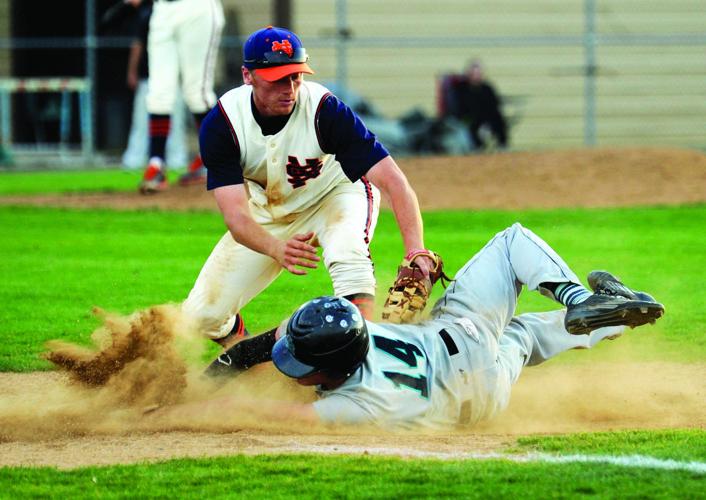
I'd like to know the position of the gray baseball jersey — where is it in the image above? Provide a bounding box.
[313,223,625,430]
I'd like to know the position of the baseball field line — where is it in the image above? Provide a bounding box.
[299,445,706,474]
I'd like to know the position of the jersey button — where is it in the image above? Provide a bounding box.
[269,143,276,148]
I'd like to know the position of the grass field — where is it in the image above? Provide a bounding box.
[0,169,168,195]
[1,446,703,498]
[1,170,704,496]
[1,203,704,370]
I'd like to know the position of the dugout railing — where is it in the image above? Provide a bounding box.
[0,78,93,166]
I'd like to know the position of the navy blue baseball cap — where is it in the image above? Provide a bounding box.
[243,25,314,82]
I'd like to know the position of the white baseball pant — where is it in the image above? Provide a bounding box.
[182,181,380,339]
[146,0,224,114]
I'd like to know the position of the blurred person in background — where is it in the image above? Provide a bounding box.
[121,0,188,171]
[449,60,509,151]
[126,0,225,194]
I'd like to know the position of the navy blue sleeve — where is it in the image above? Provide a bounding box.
[316,94,389,182]
[199,103,243,190]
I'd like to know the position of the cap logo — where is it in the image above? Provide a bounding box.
[272,40,293,57]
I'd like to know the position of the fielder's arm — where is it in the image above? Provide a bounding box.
[365,156,434,276]
[213,184,320,275]
[126,40,142,90]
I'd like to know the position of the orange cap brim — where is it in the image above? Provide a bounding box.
[254,63,314,82]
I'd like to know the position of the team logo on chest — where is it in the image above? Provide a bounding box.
[286,155,323,188]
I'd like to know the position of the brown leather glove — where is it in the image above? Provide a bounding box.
[381,250,451,324]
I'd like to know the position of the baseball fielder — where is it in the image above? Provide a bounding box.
[196,223,664,430]
[131,0,225,193]
[181,26,434,347]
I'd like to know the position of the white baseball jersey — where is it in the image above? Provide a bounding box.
[217,81,351,220]
[183,81,382,339]
[313,224,625,430]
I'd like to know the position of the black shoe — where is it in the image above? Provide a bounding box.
[588,270,657,303]
[565,290,665,335]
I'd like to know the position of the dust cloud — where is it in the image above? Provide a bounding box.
[0,306,703,449]
[478,358,706,434]
[0,305,316,443]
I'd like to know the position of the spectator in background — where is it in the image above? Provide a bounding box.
[450,60,509,151]
[127,0,225,194]
[121,0,188,171]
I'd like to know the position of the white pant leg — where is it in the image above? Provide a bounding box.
[482,310,623,421]
[183,199,360,339]
[310,180,381,297]
[146,2,179,114]
[503,310,626,369]
[181,230,283,339]
[124,81,189,168]
[122,80,149,169]
[431,223,581,340]
[165,89,189,167]
[175,0,224,113]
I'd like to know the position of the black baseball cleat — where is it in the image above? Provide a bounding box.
[565,272,664,335]
[203,352,239,379]
[587,270,658,303]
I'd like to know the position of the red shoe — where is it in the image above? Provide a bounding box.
[139,162,168,194]
[178,155,207,186]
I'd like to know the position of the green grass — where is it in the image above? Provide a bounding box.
[517,429,706,462]
[0,451,702,499]
[0,168,185,195]
[1,200,704,495]
[1,204,704,370]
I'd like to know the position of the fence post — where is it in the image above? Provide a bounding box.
[84,0,97,163]
[583,0,597,146]
[335,0,348,91]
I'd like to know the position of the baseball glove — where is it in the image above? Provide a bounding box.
[381,250,451,324]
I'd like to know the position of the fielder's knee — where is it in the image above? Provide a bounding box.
[328,260,376,299]
[182,93,212,115]
[181,302,236,340]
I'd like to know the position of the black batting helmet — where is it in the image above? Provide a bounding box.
[272,296,369,379]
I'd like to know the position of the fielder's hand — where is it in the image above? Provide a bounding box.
[275,231,320,275]
[382,249,451,324]
[408,252,435,279]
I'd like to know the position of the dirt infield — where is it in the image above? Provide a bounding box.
[1,147,705,211]
[1,147,705,469]
[2,360,704,469]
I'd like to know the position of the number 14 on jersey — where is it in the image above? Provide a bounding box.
[372,335,429,398]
